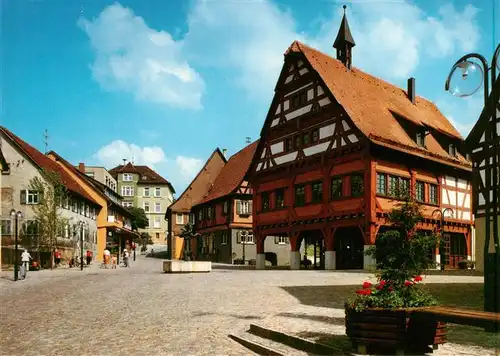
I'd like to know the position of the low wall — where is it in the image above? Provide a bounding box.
[163,260,211,273]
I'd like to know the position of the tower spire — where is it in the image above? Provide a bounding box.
[333,5,356,69]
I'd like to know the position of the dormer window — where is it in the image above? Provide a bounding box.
[448,144,457,157]
[416,132,425,147]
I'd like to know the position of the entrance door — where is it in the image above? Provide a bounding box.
[335,227,364,269]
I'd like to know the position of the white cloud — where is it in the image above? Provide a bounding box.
[313,2,480,80]
[92,140,203,193]
[435,96,484,137]
[78,3,205,109]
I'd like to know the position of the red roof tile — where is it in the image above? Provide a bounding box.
[168,149,227,213]
[108,163,175,193]
[1,126,99,205]
[196,141,259,205]
[284,41,470,168]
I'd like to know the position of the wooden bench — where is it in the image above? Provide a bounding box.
[412,307,500,333]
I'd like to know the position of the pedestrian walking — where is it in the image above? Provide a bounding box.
[123,249,130,267]
[54,249,61,267]
[21,249,32,279]
[86,250,92,265]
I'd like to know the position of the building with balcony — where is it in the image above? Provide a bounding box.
[47,156,137,262]
[109,163,175,245]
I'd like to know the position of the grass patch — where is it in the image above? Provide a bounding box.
[282,282,499,350]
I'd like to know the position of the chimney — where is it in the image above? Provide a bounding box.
[222,148,227,157]
[78,162,85,173]
[408,77,416,104]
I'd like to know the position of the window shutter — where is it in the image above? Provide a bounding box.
[20,190,26,204]
[236,230,241,244]
[236,200,241,214]
[274,236,278,244]
[249,201,253,214]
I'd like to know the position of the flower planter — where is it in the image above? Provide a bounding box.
[345,307,446,354]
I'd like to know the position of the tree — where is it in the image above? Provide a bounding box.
[179,223,199,261]
[28,170,69,268]
[127,207,148,231]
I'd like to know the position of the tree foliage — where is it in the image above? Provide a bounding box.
[127,207,148,231]
[348,195,439,311]
[27,170,69,264]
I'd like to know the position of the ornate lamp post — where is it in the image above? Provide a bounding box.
[10,209,22,281]
[445,43,500,313]
[432,208,454,270]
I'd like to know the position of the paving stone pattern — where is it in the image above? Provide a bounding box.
[0,257,493,355]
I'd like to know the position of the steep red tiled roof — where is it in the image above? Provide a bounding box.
[168,149,227,213]
[284,41,470,169]
[196,141,259,205]
[108,163,175,193]
[0,127,99,205]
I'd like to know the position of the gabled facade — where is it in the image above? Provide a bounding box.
[247,13,474,271]
[79,165,117,192]
[0,127,100,267]
[192,142,289,265]
[166,149,227,260]
[465,76,500,273]
[109,163,175,245]
[48,156,137,262]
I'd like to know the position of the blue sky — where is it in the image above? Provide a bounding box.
[2,0,499,194]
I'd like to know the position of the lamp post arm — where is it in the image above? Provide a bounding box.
[445,53,490,105]
[492,43,500,87]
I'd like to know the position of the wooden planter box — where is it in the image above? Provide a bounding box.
[345,307,446,354]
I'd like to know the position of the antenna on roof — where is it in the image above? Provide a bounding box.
[132,156,135,164]
[245,137,251,144]
[43,129,49,154]
[122,158,127,166]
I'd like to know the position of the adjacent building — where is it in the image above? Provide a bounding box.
[166,149,227,260]
[48,156,137,262]
[79,165,118,192]
[0,126,100,268]
[109,163,175,245]
[192,142,290,265]
[247,12,474,270]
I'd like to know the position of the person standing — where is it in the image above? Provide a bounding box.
[86,250,92,266]
[20,249,32,279]
[123,249,130,267]
[54,249,61,267]
[103,248,111,266]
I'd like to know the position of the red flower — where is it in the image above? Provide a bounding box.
[388,286,394,292]
[414,275,423,282]
[376,280,387,290]
[356,289,372,296]
[404,280,413,287]
[362,281,372,289]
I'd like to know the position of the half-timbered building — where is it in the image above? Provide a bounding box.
[247,12,474,270]
[192,142,289,265]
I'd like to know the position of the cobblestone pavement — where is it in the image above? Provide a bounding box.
[0,256,491,356]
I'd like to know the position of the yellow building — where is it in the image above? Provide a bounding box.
[47,153,137,261]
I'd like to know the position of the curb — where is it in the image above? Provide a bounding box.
[249,324,341,355]
[228,334,284,356]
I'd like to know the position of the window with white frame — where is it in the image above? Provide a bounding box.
[221,231,228,245]
[1,219,12,235]
[72,200,77,212]
[121,186,134,196]
[80,202,85,215]
[236,200,251,215]
[85,205,90,217]
[154,187,161,197]
[155,202,161,213]
[277,236,287,244]
[154,216,161,228]
[122,201,133,208]
[144,202,150,212]
[176,213,183,224]
[123,173,133,181]
[240,230,254,244]
[64,224,69,238]
[189,213,195,224]
[143,187,150,197]
[23,190,39,204]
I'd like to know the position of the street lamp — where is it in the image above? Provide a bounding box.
[432,208,454,270]
[445,43,500,314]
[10,209,22,281]
[79,221,86,271]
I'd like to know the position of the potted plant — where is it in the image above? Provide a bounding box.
[345,196,446,354]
